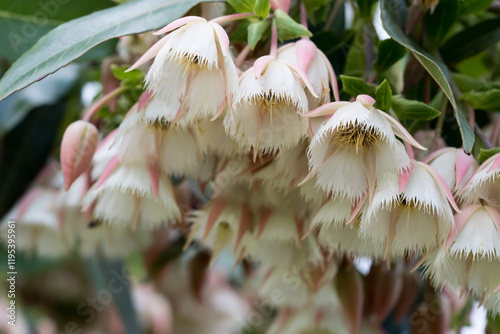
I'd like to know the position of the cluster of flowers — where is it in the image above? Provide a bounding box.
[4,7,500,331]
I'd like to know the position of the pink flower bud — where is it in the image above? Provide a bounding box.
[372,264,404,324]
[335,266,363,334]
[393,272,421,323]
[60,121,99,191]
[271,0,291,13]
[357,94,376,108]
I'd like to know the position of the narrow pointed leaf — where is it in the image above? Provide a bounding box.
[381,0,475,153]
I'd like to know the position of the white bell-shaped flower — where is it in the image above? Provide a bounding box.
[128,17,239,127]
[305,95,424,201]
[360,162,458,260]
[424,147,478,192]
[424,204,500,296]
[224,57,311,155]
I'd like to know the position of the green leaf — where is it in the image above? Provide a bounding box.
[374,38,407,72]
[462,89,500,110]
[424,0,459,48]
[274,9,312,40]
[254,0,270,18]
[391,96,441,120]
[478,148,500,164]
[0,0,217,102]
[461,0,494,14]
[340,75,376,97]
[381,0,475,153]
[453,73,500,93]
[0,0,115,62]
[228,0,255,13]
[247,19,267,50]
[375,80,392,110]
[440,18,500,65]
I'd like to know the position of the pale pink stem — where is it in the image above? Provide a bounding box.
[210,12,254,24]
[300,3,309,38]
[235,44,251,68]
[82,86,126,121]
[367,72,377,84]
[270,20,278,58]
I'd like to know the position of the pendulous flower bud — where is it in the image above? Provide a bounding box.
[60,120,99,191]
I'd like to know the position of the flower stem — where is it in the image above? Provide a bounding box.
[210,12,254,24]
[300,3,309,33]
[235,44,251,68]
[270,19,278,58]
[82,86,127,122]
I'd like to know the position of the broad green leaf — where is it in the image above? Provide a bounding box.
[424,0,459,48]
[375,80,392,110]
[374,38,406,72]
[462,89,500,110]
[0,0,115,62]
[0,65,80,136]
[0,0,217,102]
[391,96,441,120]
[381,0,475,153]
[254,0,270,18]
[478,148,500,164]
[453,73,500,93]
[340,75,376,97]
[274,10,312,40]
[440,18,500,65]
[461,0,494,14]
[228,0,255,13]
[247,19,267,50]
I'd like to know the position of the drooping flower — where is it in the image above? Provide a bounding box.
[305,95,425,201]
[359,161,458,259]
[117,109,201,178]
[128,17,239,126]
[78,224,153,258]
[257,261,337,309]
[424,204,500,297]
[2,187,71,258]
[423,147,478,192]
[278,39,339,110]
[57,175,153,258]
[188,198,256,265]
[459,153,500,209]
[224,56,314,155]
[83,163,180,229]
[311,197,383,258]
